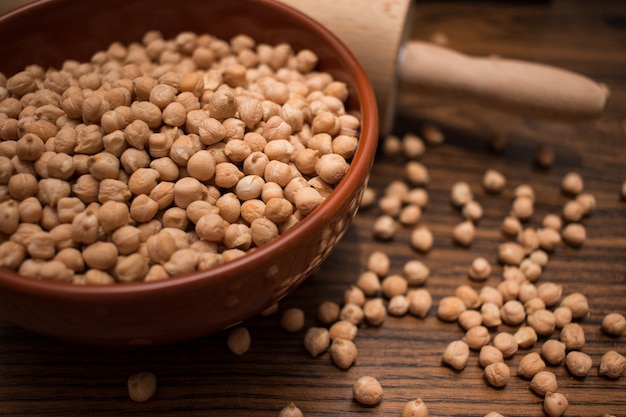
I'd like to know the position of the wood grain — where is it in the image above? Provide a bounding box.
[1,0,626,416]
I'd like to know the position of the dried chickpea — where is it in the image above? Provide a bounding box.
[405,161,429,186]
[340,303,364,325]
[501,215,522,236]
[352,376,383,406]
[363,298,386,326]
[381,274,408,298]
[481,302,502,328]
[553,306,573,329]
[227,326,251,356]
[373,215,397,241]
[356,271,381,296]
[541,339,567,366]
[458,309,482,331]
[82,241,118,270]
[518,352,546,379]
[280,308,305,332]
[279,402,303,417]
[482,169,506,194]
[544,392,568,417]
[401,398,428,417]
[437,296,466,322]
[485,362,510,387]
[463,325,490,350]
[479,345,504,368]
[565,351,593,377]
[442,340,470,370]
[598,350,626,379]
[452,220,475,247]
[317,301,340,326]
[493,332,518,358]
[561,171,583,196]
[403,260,429,286]
[562,222,586,247]
[468,257,491,281]
[514,325,538,349]
[500,300,526,326]
[303,327,330,357]
[329,320,358,341]
[387,295,410,317]
[601,312,626,337]
[497,241,525,265]
[367,251,390,277]
[511,196,534,220]
[560,322,585,351]
[410,225,433,253]
[407,288,432,319]
[127,372,157,403]
[530,371,558,396]
[559,292,589,319]
[343,285,366,306]
[330,338,358,369]
[450,181,472,206]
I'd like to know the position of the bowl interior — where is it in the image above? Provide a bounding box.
[0,0,378,345]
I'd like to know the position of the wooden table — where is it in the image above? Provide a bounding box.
[1,0,625,415]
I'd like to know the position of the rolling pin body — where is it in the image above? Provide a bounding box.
[278,0,608,135]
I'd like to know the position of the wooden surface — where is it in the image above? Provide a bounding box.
[1,0,626,415]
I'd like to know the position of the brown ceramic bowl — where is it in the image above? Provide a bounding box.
[0,0,378,346]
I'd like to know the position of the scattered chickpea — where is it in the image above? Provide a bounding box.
[407,288,432,319]
[317,301,340,326]
[543,392,568,417]
[381,274,408,298]
[518,352,546,379]
[553,306,573,329]
[530,371,558,397]
[442,340,470,370]
[485,362,510,387]
[373,214,397,241]
[340,303,364,325]
[511,196,534,220]
[452,220,475,247]
[403,260,430,286]
[437,296,466,322]
[562,222,586,247]
[410,225,434,253]
[565,351,593,377]
[401,398,430,417]
[280,308,305,332]
[482,169,506,194]
[493,332,518,358]
[601,312,626,337]
[561,172,583,196]
[329,320,358,341]
[127,372,157,403]
[352,376,383,406]
[468,257,491,281]
[387,295,410,317]
[450,181,473,207]
[279,402,304,417]
[367,251,390,277]
[541,339,567,366]
[356,271,381,296]
[598,350,626,379]
[479,345,504,368]
[513,325,538,349]
[226,326,250,356]
[329,338,358,369]
[463,325,490,350]
[363,298,387,326]
[458,310,483,331]
[559,292,589,319]
[560,322,586,351]
[343,285,366,306]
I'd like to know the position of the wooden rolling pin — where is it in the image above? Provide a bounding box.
[277,0,609,135]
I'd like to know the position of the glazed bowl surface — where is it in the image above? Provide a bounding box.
[0,0,378,346]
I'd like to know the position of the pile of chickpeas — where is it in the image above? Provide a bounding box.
[0,30,361,284]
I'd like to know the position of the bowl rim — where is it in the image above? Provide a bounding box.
[0,0,379,301]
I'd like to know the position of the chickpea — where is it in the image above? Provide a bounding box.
[352,376,383,406]
[82,241,119,270]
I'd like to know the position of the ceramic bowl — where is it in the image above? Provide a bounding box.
[0,0,378,346]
